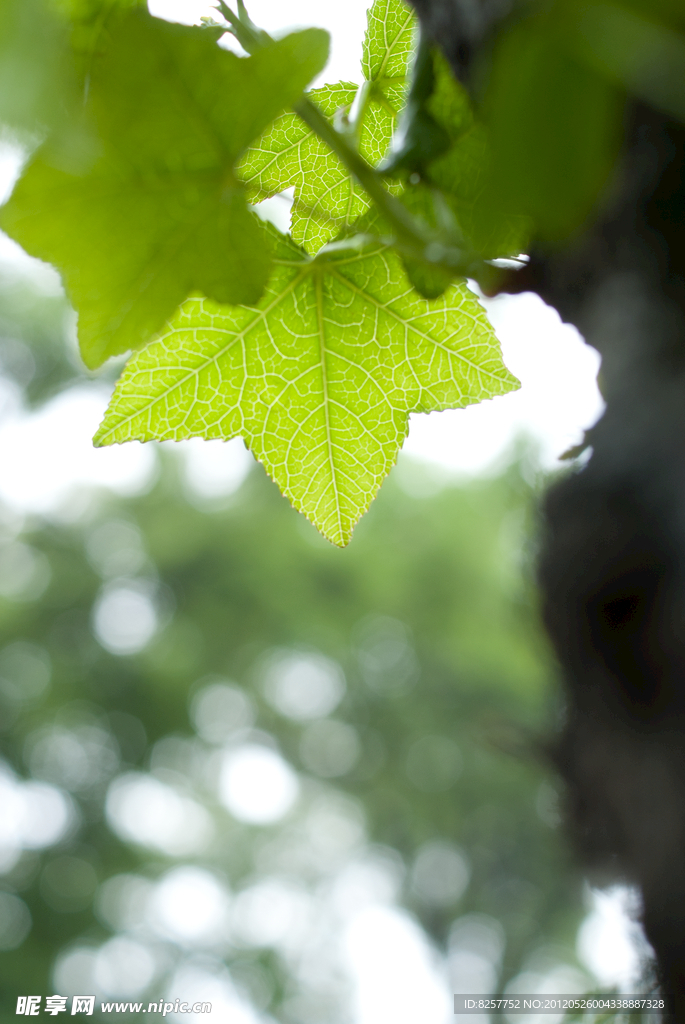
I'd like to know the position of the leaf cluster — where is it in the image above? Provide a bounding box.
[0,0,519,545]
[1,0,682,543]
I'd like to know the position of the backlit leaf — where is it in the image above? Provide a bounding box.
[95,227,518,546]
[238,0,416,253]
[0,0,74,132]
[0,10,329,368]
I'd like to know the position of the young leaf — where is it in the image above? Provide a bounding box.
[361,0,415,82]
[0,9,329,369]
[239,82,358,253]
[238,0,415,253]
[94,227,519,547]
[359,0,416,164]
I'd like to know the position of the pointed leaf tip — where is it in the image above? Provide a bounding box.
[95,233,517,545]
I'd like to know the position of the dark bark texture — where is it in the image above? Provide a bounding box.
[409,0,685,1015]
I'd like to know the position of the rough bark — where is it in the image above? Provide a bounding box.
[409,0,685,1014]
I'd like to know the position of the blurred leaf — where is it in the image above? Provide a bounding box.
[429,122,531,258]
[398,184,457,297]
[52,0,148,68]
[0,10,329,368]
[239,0,415,253]
[0,0,74,133]
[94,227,518,546]
[573,2,685,123]
[622,0,685,29]
[480,10,622,241]
[398,48,530,261]
[0,0,151,135]
[50,0,144,16]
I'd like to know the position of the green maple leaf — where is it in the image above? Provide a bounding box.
[94,227,519,547]
[0,9,328,368]
[238,0,415,254]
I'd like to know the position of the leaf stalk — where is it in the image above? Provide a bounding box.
[217,2,490,285]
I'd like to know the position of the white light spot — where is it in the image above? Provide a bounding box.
[106,773,213,856]
[0,387,156,516]
[331,851,404,918]
[166,964,262,1024]
[505,964,591,1021]
[94,937,157,998]
[344,905,452,1024]
[449,914,505,995]
[208,0,370,86]
[577,885,647,990]
[0,769,24,870]
[219,744,298,824]
[92,583,158,655]
[0,140,24,206]
[0,769,73,866]
[450,950,498,997]
[253,189,294,234]
[19,781,74,849]
[148,0,215,24]
[411,840,470,907]
[450,913,505,963]
[95,874,152,932]
[53,947,97,997]
[304,794,365,866]
[149,866,230,945]
[232,878,312,949]
[299,718,360,777]
[179,437,253,500]
[263,650,345,721]
[190,681,255,744]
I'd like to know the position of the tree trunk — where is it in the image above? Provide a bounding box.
[409,0,685,1013]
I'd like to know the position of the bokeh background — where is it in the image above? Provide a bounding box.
[0,0,648,1021]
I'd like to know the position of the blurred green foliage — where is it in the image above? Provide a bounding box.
[0,266,593,1023]
[0,12,329,368]
[0,271,80,406]
[3,0,663,1016]
[0,452,586,1019]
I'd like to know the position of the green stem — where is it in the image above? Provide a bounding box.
[292,97,426,249]
[348,80,373,143]
[217,0,269,51]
